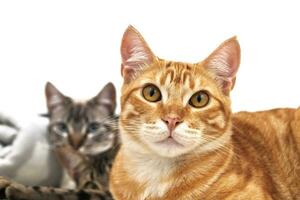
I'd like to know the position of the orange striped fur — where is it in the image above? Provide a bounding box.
[110,26,300,200]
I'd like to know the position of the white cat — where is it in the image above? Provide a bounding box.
[0,114,62,186]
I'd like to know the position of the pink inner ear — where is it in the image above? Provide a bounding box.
[224,43,240,78]
[121,38,137,64]
[214,49,239,92]
[204,37,240,94]
[121,28,150,64]
[122,39,153,66]
[120,26,155,82]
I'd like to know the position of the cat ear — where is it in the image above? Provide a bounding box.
[45,82,69,112]
[121,25,155,83]
[203,36,241,94]
[93,82,116,114]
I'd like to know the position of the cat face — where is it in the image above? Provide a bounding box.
[120,26,240,158]
[45,82,118,156]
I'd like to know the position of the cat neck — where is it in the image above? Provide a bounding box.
[118,130,234,199]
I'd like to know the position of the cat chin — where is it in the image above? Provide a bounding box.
[79,143,113,156]
[120,132,189,158]
[120,126,200,158]
[142,130,232,158]
[145,138,196,158]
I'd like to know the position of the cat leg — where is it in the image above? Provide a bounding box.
[55,145,108,191]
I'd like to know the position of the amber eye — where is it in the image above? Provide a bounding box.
[142,84,162,102]
[189,91,210,108]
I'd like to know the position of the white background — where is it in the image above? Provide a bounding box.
[1,0,300,122]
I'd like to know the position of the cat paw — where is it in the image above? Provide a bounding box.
[0,177,29,200]
[0,176,11,199]
[0,176,11,186]
[5,184,27,200]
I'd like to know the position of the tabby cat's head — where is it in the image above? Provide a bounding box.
[120,26,240,158]
[45,82,118,156]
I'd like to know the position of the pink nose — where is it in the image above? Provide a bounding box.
[162,115,182,132]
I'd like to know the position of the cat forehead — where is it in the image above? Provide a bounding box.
[160,61,194,87]
[148,60,210,90]
[50,101,110,121]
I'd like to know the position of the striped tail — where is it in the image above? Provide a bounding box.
[0,177,113,200]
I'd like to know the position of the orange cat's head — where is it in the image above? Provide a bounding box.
[120,26,240,158]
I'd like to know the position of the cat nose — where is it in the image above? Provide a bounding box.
[69,134,85,150]
[162,115,183,132]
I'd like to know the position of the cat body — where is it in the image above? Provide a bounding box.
[0,115,62,187]
[112,108,300,200]
[110,26,300,200]
[0,114,18,158]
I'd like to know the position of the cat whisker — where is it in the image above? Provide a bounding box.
[195,135,236,157]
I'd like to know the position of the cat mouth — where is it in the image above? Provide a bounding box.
[156,137,184,148]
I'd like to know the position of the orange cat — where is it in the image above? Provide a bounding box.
[110,26,300,200]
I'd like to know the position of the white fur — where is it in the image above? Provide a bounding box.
[140,119,204,157]
[126,44,149,63]
[60,169,76,189]
[139,161,173,199]
[123,148,175,199]
[0,125,17,145]
[0,115,62,186]
[0,125,17,158]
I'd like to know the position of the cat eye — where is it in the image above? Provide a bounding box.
[88,122,102,133]
[189,91,210,108]
[55,122,68,133]
[142,84,162,102]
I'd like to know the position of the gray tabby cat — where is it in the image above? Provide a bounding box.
[0,82,120,200]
